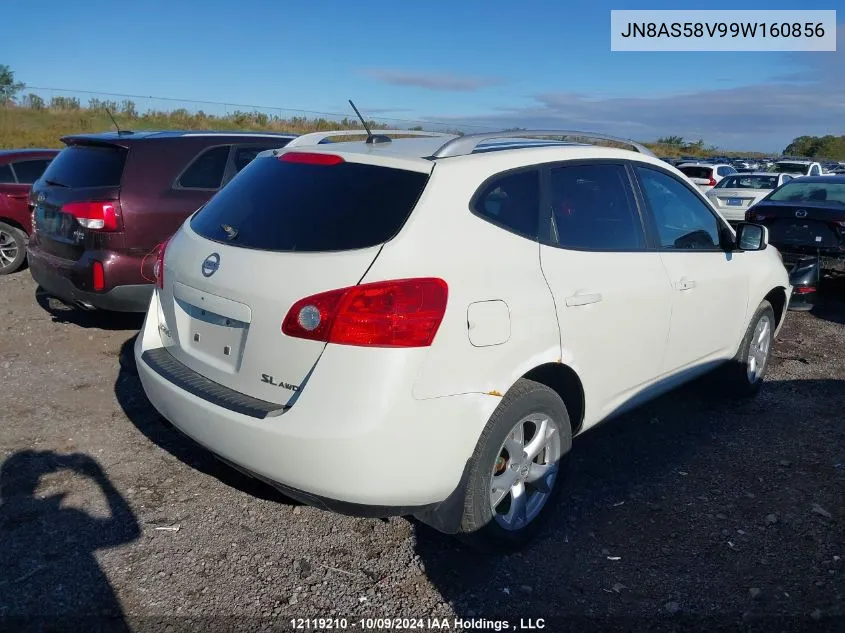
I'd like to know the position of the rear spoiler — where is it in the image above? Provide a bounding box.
[60,135,133,149]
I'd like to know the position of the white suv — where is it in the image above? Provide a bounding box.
[135,130,791,552]
[676,162,737,192]
[772,159,823,177]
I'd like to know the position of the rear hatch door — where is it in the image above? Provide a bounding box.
[678,166,713,186]
[753,202,845,252]
[30,141,127,260]
[157,151,432,406]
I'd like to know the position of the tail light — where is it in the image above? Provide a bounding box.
[282,278,448,348]
[708,176,718,187]
[140,239,171,288]
[153,239,170,289]
[92,261,105,291]
[62,200,121,231]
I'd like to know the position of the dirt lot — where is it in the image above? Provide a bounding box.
[1,271,844,632]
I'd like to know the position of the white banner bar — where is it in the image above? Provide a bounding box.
[611,10,837,51]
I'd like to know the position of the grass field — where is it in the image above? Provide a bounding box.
[0,102,764,159]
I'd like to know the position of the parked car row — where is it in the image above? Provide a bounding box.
[0,127,811,552]
[705,173,794,222]
[743,175,845,310]
[0,149,60,274]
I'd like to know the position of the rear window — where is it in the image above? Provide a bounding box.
[773,162,808,174]
[190,156,430,252]
[41,144,127,188]
[717,175,778,190]
[678,166,712,179]
[768,181,845,205]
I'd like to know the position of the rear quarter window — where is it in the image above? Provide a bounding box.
[189,156,429,252]
[176,146,232,190]
[41,145,127,188]
[12,158,53,184]
[0,164,13,184]
[472,169,540,240]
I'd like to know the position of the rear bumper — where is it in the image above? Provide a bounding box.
[28,246,152,312]
[134,290,498,518]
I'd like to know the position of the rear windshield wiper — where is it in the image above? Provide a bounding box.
[44,179,70,188]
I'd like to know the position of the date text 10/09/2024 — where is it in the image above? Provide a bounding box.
[290,618,546,630]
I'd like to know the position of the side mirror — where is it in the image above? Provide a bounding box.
[735,222,768,251]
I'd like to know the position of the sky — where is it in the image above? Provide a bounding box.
[2,0,843,152]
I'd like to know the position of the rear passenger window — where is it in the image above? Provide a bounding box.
[12,159,52,184]
[177,146,231,189]
[473,170,540,239]
[0,164,14,184]
[549,164,644,251]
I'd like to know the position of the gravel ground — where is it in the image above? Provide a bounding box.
[1,271,844,633]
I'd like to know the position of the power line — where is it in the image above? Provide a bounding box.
[22,85,497,131]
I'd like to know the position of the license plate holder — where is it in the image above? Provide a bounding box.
[179,300,249,370]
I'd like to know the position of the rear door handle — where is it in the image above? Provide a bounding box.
[565,292,603,307]
[675,278,696,291]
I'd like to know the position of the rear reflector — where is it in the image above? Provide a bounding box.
[282,278,448,347]
[279,152,344,165]
[92,261,105,291]
[63,200,121,231]
[793,286,816,295]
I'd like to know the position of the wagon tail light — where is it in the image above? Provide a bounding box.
[282,278,448,347]
[153,239,170,289]
[62,200,121,231]
[141,238,171,289]
[708,176,718,187]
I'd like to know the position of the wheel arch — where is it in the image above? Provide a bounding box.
[0,216,28,233]
[763,286,788,330]
[520,362,586,436]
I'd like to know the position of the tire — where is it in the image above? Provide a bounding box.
[722,300,776,397]
[0,222,28,275]
[457,378,573,553]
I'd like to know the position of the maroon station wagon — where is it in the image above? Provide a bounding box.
[27,130,296,312]
[0,149,60,274]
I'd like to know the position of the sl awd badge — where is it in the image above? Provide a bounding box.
[261,374,300,392]
[201,253,220,277]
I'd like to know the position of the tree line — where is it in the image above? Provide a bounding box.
[782,135,845,161]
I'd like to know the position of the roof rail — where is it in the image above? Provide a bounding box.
[284,129,455,148]
[430,130,656,159]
